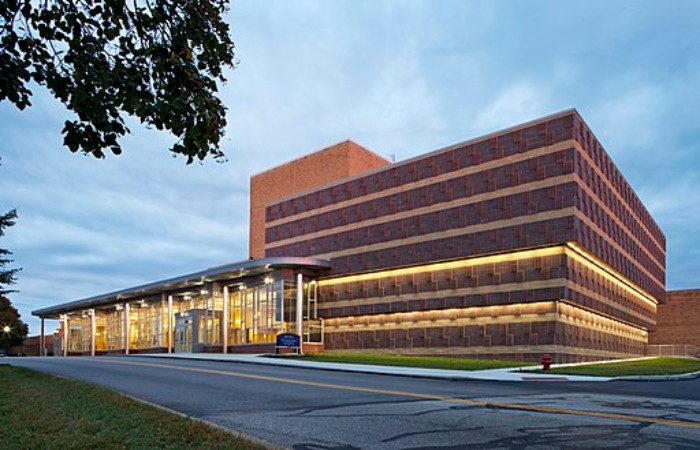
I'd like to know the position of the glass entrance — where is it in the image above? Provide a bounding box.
[174,312,193,352]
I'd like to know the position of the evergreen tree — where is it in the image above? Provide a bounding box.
[0,296,28,353]
[0,208,19,295]
[0,162,27,352]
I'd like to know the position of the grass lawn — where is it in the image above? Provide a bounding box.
[283,353,533,371]
[0,364,265,450]
[537,357,700,377]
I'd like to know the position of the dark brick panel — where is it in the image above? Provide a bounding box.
[576,218,665,301]
[267,148,576,243]
[325,321,558,351]
[577,186,665,284]
[319,287,567,319]
[268,182,578,258]
[269,216,576,275]
[573,115,665,246]
[267,114,576,222]
[325,320,644,362]
[575,153,665,265]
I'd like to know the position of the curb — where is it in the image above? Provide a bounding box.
[611,370,700,382]
[135,353,485,381]
[131,354,602,382]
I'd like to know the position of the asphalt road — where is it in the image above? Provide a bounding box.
[6,356,700,449]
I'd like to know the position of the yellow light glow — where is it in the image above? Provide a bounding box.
[565,242,658,307]
[317,243,660,308]
[318,246,567,286]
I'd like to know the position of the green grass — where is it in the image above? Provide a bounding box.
[282,353,533,371]
[0,364,266,450]
[536,357,700,377]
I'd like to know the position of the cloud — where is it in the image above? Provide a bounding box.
[1,0,700,334]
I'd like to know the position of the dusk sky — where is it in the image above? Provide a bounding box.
[1,0,699,334]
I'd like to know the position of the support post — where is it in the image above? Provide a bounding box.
[40,318,45,357]
[296,272,303,354]
[63,315,69,357]
[90,308,96,357]
[124,302,130,355]
[167,295,173,354]
[223,286,229,354]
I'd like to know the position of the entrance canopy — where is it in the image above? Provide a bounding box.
[33,257,330,319]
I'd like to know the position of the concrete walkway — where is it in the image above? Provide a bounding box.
[136,352,613,382]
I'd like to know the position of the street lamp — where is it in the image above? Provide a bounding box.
[2,325,10,333]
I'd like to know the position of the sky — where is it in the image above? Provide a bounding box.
[1,0,699,334]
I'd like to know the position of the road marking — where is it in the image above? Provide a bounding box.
[95,358,700,429]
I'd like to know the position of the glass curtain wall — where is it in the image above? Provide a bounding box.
[67,313,90,353]
[227,279,290,346]
[94,312,107,351]
[105,307,125,350]
[129,298,167,350]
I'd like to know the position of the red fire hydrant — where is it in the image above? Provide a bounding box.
[541,353,553,372]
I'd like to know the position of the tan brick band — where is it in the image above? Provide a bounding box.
[573,140,665,253]
[266,174,577,249]
[575,173,665,266]
[319,278,568,310]
[306,207,576,260]
[265,139,578,227]
[324,301,648,342]
[575,211,664,287]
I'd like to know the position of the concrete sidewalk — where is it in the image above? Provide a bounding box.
[135,352,612,382]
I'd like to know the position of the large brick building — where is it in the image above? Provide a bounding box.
[34,109,667,362]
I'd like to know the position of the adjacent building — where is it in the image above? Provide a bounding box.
[649,289,700,356]
[33,109,668,362]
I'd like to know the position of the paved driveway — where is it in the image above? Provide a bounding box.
[7,356,700,449]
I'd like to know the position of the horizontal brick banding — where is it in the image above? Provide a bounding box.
[268,183,578,256]
[266,148,576,244]
[324,301,647,362]
[576,219,664,301]
[271,216,576,275]
[266,115,576,222]
[317,250,655,329]
[575,153,665,259]
[573,116,665,248]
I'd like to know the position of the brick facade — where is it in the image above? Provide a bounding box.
[249,140,389,259]
[260,110,664,362]
[650,290,700,348]
[265,111,665,303]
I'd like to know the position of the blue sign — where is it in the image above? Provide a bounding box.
[276,333,301,348]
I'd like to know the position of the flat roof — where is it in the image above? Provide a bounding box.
[33,257,330,318]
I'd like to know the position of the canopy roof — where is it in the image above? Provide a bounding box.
[33,257,330,318]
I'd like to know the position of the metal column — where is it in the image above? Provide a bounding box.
[124,302,130,355]
[296,272,303,354]
[40,318,45,357]
[63,315,68,357]
[223,286,229,354]
[167,295,173,354]
[90,309,96,357]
